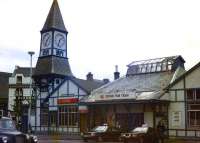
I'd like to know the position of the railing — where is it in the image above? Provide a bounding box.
[168,128,200,138]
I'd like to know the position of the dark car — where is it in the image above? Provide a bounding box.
[82,124,122,142]
[0,117,38,143]
[120,125,157,143]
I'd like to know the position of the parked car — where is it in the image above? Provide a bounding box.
[82,124,122,142]
[0,117,38,143]
[120,125,157,143]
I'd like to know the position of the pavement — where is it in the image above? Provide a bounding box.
[37,135,200,143]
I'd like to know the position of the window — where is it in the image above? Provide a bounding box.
[196,89,200,100]
[16,76,22,84]
[187,89,194,101]
[151,63,156,72]
[49,111,57,126]
[40,107,48,126]
[59,106,78,127]
[188,111,200,128]
[187,88,200,128]
[156,63,162,72]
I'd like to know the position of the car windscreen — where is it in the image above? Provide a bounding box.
[131,127,148,133]
[0,119,16,130]
[92,125,108,132]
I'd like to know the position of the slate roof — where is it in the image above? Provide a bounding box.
[0,72,12,99]
[13,67,35,77]
[42,0,67,32]
[71,77,105,94]
[34,56,73,76]
[86,56,185,103]
[88,72,174,101]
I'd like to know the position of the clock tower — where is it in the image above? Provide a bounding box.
[34,0,72,89]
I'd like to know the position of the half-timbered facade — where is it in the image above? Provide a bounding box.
[163,61,200,138]
[33,0,104,134]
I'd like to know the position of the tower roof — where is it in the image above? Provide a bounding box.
[34,57,73,77]
[42,0,67,32]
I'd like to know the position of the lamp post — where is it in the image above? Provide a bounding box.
[28,51,35,133]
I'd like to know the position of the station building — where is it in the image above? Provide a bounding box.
[81,56,186,132]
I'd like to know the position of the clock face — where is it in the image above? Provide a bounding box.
[42,32,52,49]
[54,32,66,49]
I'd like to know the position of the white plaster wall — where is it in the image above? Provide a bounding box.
[55,79,87,97]
[9,77,15,84]
[160,92,170,100]
[8,88,15,111]
[185,66,200,88]
[41,92,48,99]
[169,91,176,101]
[144,112,153,127]
[168,102,185,129]
[69,81,78,95]
[59,81,68,96]
[79,88,87,96]
[171,80,184,90]
[177,90,184,101]
[22,77,31,84]
[23,88,31,96]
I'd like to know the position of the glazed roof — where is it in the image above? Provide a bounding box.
[42,0,67,32]
[127,55,185,75]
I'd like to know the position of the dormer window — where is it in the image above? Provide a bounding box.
[16,76,22,84]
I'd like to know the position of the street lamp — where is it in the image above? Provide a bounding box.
[28,51,35,133]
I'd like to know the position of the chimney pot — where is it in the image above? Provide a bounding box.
[87,72,93,81]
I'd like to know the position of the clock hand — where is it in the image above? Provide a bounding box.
[45,37,50,46]
[58,39,61,47]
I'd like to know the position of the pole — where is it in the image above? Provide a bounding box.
[28,51,34,133]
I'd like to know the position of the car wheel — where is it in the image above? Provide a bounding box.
[97,136,103,142]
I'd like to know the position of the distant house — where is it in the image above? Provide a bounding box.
[0,72,11,117]
[82,56,186,132]
[8,66,36,132]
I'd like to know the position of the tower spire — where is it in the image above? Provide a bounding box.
[42,0,67,31]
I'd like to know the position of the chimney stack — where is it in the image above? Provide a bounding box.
[86,72,93,81]
[114,65,120,80]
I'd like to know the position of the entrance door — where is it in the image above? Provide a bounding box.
[116,113,144,131]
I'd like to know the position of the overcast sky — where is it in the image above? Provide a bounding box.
[0,0,200,80]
